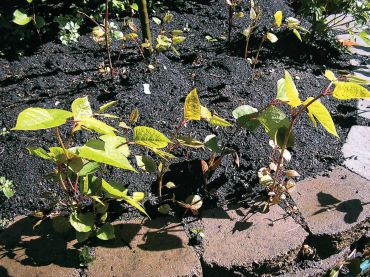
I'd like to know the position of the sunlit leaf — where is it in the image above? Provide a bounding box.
[232,105,260,131]
[133,126,171,149]
[177,136,204,148]
[71,97,93,120]
[184,88,201,121]
[258,106,289,139]
[276,78,288,101]
[132,192,145,201]
[332,82,370,99]
[13,9,32,25]
[69,212,95,233]
[136,155,157,172]
[304,97,338,137]
[79,117,117,135]
[150,148,176,160]
[12,108,73,130]
[209,115,232,127]
[292,29,302,42]
[324,70,336,82]
[27,147,51,159]
[274,11,283,27]
[99,101,118,112]
[78,139,136,171]
[266,32,278,43]
[204,134,222,153]
[285,71,301,107]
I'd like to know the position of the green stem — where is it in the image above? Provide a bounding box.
[137,0,153,56]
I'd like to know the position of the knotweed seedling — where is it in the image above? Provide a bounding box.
[225,0,244,44]
[0,176,15,199]
[12,97,175,242]
[233,70,370,209]
[251,11,307,71]
[243,0,262,59]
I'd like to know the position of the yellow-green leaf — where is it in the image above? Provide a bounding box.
[324,70,337,82]
[276,78,288,101]
[13,9,32,25]
[71,97,93,120]
[292,29,302,42]
[177,136,204,148]
[12,108,73,130]
[150,148,176,160]
[332,82,370,100]
[184,88,201,120]
[100,135,130,157]
[200,105,212,120]
[284,70,301,107]
[78,139,136,172]
[305,97,338,137]
[135,155,157,172]
[266,32,278,43]
[133,126,171,149]
[96,223,115,240]
[99,101,118,112]
[274,11,283,27]
[209,115,232,127]
[79,117,117,135]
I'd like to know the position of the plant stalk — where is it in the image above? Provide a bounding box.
[105,0,114,77]
[137,0,153,56]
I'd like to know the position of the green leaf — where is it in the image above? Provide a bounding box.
[172,36,186,46]
[122,194,149,218]
[13,9,32,25]
[184,88,201,121]
[359,31,370,45]
[163,12,174,24]
[332,82,370,99]
[99,101,118,112]
[152,17,162,25]
[79,161,100,176]
[158,204,171,215]
[275,126,294,148]
[52,216,71,233]
[274,11,283,27]
[69,212,95,233]
[27,147,51,159]
[292,29,302,42]
[324,70,336,82]
[130,3,139,11]
[284,71,301,107]
[304,97,338,137]
[132,192,145,201]
[34,16,45,29]
[78,139,136,172]
[101,179,127,198]
[72,97,93,120]
[150,148,176,160]
[266,32,278,43]
[204,135,222,153]
[100,135,130,157]
[136,155,157,172]
[257,106,289,139]
[133,126,171,149]
[177,136,204,148]
[76,231,91,243]
[232,105,260,131]
[12,108,73,130]
[79,117,117,135]
[209,115,232,127]
[96,223,115,240]
[276,78,288,101]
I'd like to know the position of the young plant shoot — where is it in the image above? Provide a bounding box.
[233,70,370,209]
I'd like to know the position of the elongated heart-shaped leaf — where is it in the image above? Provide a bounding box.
[332,82,370,99]
[133,126,171,149]
[274,11,283,27]
[136,155,157,172]
[78,139,136,172]
[209,115,232,127]
[276,78,288,101]
[79,117,117,135]
[184,88,201,120]
[324,70,337,82]
[13,108,73,130]
[13,9,32,25]
[258,106,289,139]
[100,135,130,157]
[284,71,301,107]
[71,97,93,120]
[232,105,260,131]
[304,97,338,137]
[69,212,95,233]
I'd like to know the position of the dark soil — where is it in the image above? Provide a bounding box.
[1,0,369,225]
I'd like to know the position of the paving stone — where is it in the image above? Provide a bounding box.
[200,205,308,276]
[342,126,370,180]
[290,166,370,238]
[87,218,201,277]
[357,99,370,119]
[0,216,80,277]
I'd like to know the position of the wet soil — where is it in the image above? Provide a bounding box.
[1,0,369,223]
